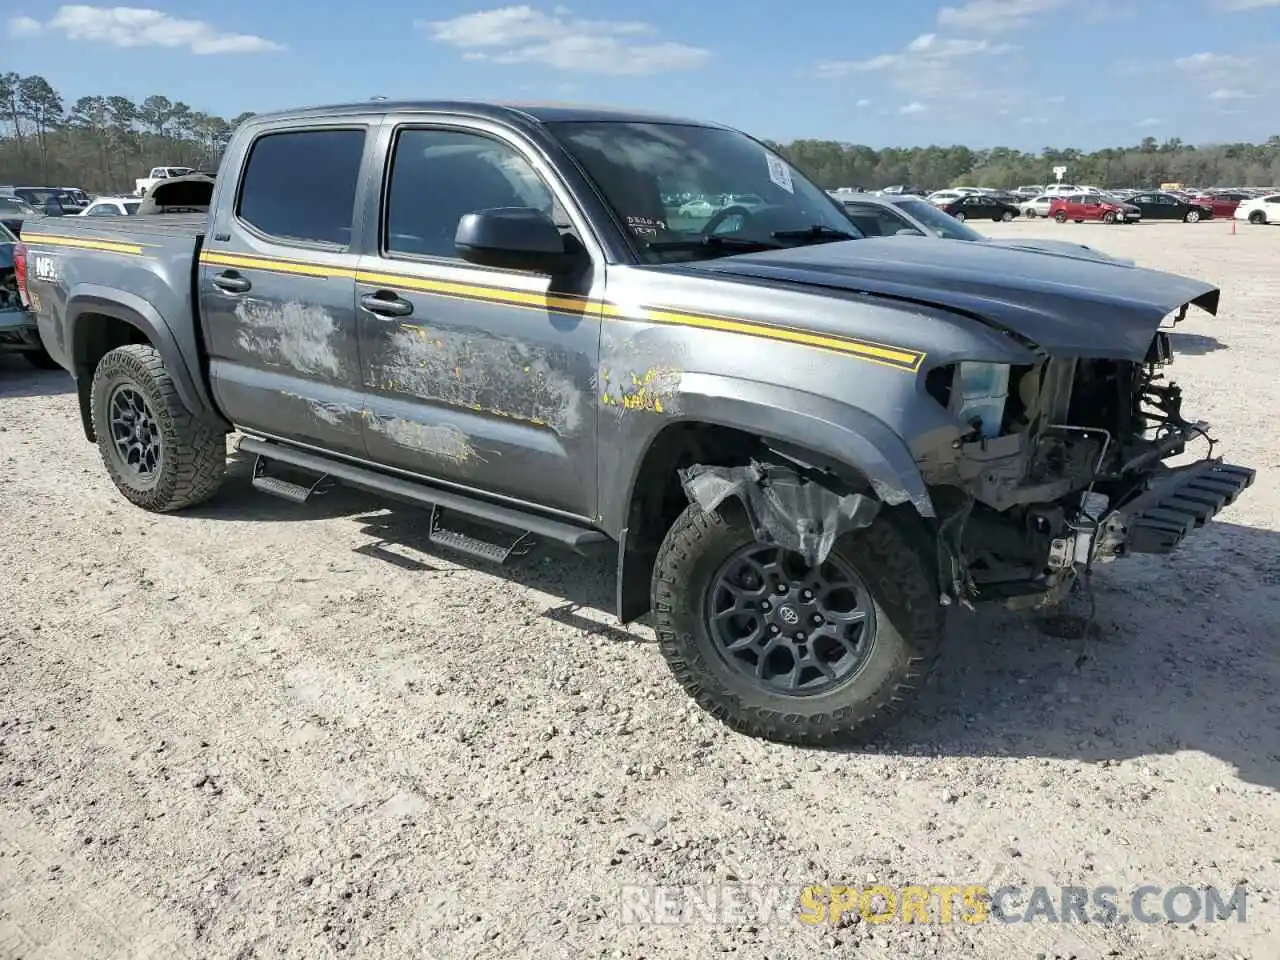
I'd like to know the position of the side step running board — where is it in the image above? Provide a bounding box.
[238,436,609,558]
[251,454,333,503]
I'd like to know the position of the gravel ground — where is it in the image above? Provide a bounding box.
[1,219,1277,960]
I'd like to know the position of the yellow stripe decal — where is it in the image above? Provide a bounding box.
[199,250,925,371]
[21,233,145,255]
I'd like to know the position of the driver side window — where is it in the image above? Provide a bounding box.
[384,128,558,260]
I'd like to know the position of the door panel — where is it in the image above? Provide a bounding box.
[199,124,374,458]
[356,124,602,518]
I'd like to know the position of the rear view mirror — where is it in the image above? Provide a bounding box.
[455,207,573,274]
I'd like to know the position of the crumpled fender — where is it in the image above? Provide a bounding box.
[604,372,936,535]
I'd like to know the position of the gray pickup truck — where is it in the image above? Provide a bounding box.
[18,100,1254,745]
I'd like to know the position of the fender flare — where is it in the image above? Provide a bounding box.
[66,285,228,438]
[610,372,936,533]
[608,374,937,622]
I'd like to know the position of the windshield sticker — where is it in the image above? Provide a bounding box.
[766,155,794,194]
[626,214,666,238]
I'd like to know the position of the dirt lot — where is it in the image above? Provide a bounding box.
[1,219,1277,960]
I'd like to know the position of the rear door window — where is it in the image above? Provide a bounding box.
[236,128,367,246]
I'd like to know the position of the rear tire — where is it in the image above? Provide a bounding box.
[953,211,966,222]
[1248,211,1266,225]
[1102,211,1116,224]
[1184,209,1201,223]
[90,344,226,512]
[1054,211,1068,223]
[1000,210,1014,222]
[651,499,944,746]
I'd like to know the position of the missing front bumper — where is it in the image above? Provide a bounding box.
[1098,459,1256,557]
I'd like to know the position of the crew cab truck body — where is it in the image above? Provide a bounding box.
[18,101,1255,745]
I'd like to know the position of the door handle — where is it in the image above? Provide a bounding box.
[360,291,414,318]
[212,271,251,293]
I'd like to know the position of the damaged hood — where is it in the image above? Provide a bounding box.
[683,236,1219,361]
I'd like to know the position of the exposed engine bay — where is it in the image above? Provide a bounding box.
[919,325,1255,608]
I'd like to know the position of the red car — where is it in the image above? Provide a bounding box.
[1190,192,1250,219]
[1049,193,1140,224]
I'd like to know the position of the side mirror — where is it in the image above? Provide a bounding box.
[455,207,572,274]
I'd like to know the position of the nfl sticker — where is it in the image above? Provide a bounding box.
[32,254,58,282]
[766,154,794,194]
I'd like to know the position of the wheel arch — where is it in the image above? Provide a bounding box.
[66,286,227,442]
[609,380,936,623]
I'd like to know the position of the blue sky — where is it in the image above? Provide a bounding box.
[5,1,1280,149]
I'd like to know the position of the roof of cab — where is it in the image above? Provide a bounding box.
[243,99,724,129]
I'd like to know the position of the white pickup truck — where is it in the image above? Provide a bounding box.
[133,166,194,197]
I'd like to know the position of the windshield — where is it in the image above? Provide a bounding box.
[546,121,858,262]
[893,199,987,241]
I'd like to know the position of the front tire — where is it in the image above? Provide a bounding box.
[1102,211,1116,224]
[651,500,944,746]
[90,344,226,512]
[953,211,966,222]
[1054,211,1068,223]
[1000,210,1014,222]
[1249,210,1266,225]
[1184,209,1201,223]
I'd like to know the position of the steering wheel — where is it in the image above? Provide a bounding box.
[702,204,755,237]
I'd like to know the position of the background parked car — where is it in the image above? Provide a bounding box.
[1234,194,1280,224]
[78,196,142,217]
[1125,191,1213,222]
[1191,191,1250,220]
[1021,194,1055,218]
[1049,193,1141,224]
[941,193,1021,222]
[837,193,1132,263]
[0,196,37,236]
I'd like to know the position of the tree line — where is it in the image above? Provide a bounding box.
[2,72,1279,194]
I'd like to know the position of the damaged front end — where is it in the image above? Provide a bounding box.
[919,321,1255,609]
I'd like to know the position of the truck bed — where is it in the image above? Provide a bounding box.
[26,212,207,243]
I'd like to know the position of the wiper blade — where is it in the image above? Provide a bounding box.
[646,235,782,253]
[771,224,859,242]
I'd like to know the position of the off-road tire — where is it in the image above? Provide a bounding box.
[651,500,945,746]
[90,344,226,512]
[1248,210,1266,225]
[1054,211,1068,223]
[21,346,60,369]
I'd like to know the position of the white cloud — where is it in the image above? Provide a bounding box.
[7,15,42,35]
[1137,117,1161,127]
[423,5,709,75]
[1046,94,1066,103]
[816,31,1014,77]
[1212,0,1280,10]
[855,98,871,107]
[1175,51,1253,69]
[899,101,928,115]
[813,29,1020,110]
[937,0,1066,33]
[1018,115,1049,123]
[1208,87,1254,100]
[22,5,282,53]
